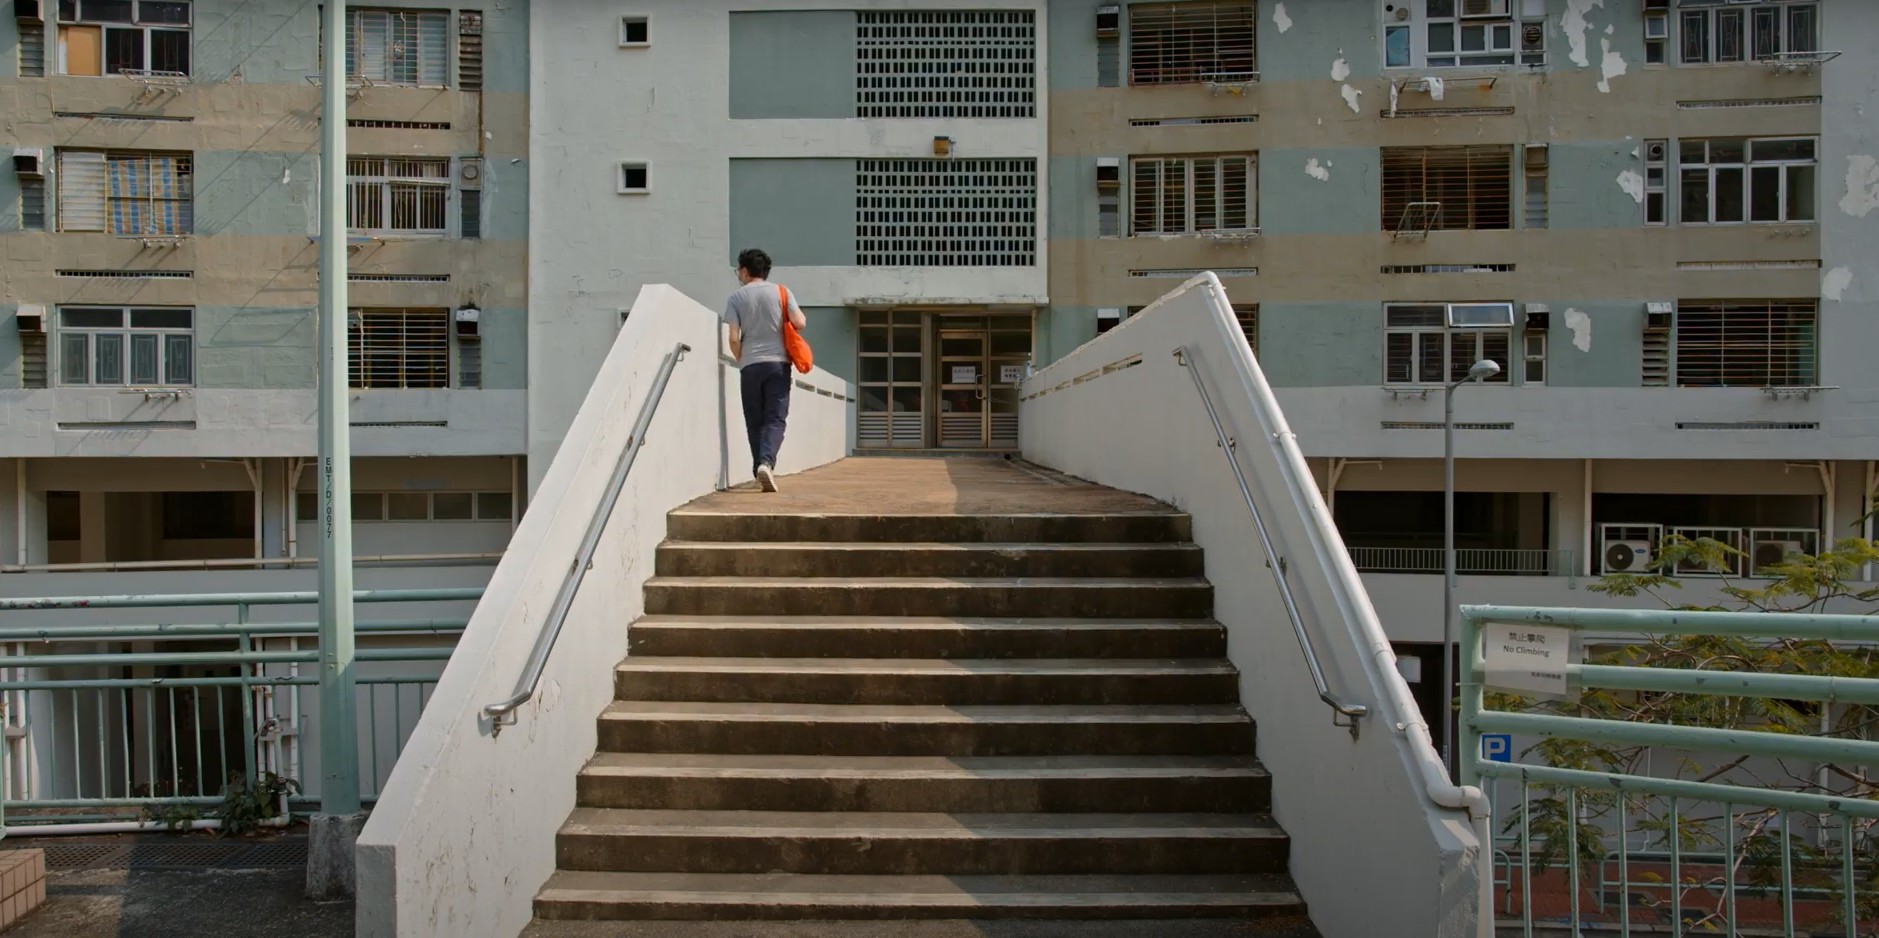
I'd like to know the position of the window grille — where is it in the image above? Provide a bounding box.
[457,11,483,92]
[55,0,191,77]
[1644,139,1668,225]
[57,306,194,387]
[856,11,1036,118]
[856,159,1037,267]
[1381,146,1512,232]
[1679,1,1816,65]
[348,308,450,389]
[1672,300,1816,388]
[459,189,481,239]
[1129,154,1254,236]
[348,157,450,236]
[344,9,449,87]
[856,309,925,448]
[1128,2,1255,85]
[21,333,48,389]
[56,150,193,237]
[20,177,47,230]
[1677,137,1815,225]
[1384,304,1513,386]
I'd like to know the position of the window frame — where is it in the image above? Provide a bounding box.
[55,0,192,77]
[1676,136,1816,226]
[1128,153,1256,237]
[56,149,195,237]
[1676,0,1817,66]
[347,306,452,389]
[55,305,195,388]
[1383,302,1515,387]
[1384,0,1542,70]
[347,156,451,237]
[1126,1,1257,86]
[343,7,450,88]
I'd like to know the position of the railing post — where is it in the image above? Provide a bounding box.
[1458,611,1485,792]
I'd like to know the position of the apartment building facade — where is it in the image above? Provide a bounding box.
[531,0,1879,676]
[0,0,528,598]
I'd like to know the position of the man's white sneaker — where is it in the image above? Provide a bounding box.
[756,464,778,492]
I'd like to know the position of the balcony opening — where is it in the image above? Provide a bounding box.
[43,490,254,566]
[1593,493,1821,577]
[1335,490,1556,575]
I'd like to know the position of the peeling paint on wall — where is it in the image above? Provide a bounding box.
[1341,85,1363,113]
[1273,2,1292,34]
[1306,158,1331,182]
[1561,0,1604,68]
[1330,56,1350,82]
[1563,309,1593,353]
[1617,170,1645,204]
[1841,155,1879,217]
[1824,266,1854,301]
[1597,39,1626,93]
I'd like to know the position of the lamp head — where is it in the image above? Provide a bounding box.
[1466,359,1501,381]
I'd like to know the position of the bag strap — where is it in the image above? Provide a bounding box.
[777,285,790,326]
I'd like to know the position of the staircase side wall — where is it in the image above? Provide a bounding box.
[1020,274,1482,938]
[355,284,852,938]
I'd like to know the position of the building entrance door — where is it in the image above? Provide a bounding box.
[935,315,1028,450]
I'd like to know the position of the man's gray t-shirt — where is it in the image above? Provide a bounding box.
[723,281,800,368]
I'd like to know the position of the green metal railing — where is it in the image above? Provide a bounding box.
[1460,605,1879,937]
[0,588,481,834]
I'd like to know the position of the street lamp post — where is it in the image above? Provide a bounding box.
[1441,358,1500,782]
[307,0,362,900]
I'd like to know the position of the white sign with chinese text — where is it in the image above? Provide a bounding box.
[1000,364,1026,384]
[951,366,977,384]
[1482,623,1575,700]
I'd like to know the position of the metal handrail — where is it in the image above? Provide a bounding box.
[482,342,690,730]
[1172,346,1368,735]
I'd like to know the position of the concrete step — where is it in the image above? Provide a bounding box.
[534,871,1311,922]
[653,542,1207,579]
[554,809,1288,876]
[613,657,1241,706]
[628,616,1227,659]
[642,577,1213,618]
[595,702,1255,756]
[665,511,1192,545]
[574,754,1269,813]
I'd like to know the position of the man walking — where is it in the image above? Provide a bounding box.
[724,248,805,492]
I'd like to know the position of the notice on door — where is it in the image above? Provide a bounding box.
[1482,623,1576,700]
[951,365,978,384]
[1000,364,1026,384]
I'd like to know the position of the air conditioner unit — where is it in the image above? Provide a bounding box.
[12,148,44,177]
[1096,4,1120,37]
[16,0,43,24]
[1671,526,1743,577]
[1752,539,1804,572]
[1524,143,1549,170]
[458,158,483,191]
[1462,0,1511,18]
[454,305,481,338]
[1095,157,1121,190]
[15,304,46,334]
[1603,540,1654,573]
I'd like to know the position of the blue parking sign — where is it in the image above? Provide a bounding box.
[1480,734,1512,763]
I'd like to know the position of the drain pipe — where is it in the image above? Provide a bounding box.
[6,816,289,838]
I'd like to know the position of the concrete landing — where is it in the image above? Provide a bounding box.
[522,919,1320,938]
[696,458,1169,516]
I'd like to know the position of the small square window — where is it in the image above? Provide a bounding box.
[619,15,649,47]
[432,492,474,521]
[386,492,429,521]
[477,491,514,521]
[617,162,649,194]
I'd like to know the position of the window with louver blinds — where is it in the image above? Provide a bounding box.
[56,150,193,237]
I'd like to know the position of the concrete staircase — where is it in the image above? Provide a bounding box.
[533,470,1316,928]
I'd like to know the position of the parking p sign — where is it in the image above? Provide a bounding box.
[1480,734,1512,764]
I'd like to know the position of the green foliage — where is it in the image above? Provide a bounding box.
[1496,535,1879,935]
[140,802,202,832]
[214,772,299,837]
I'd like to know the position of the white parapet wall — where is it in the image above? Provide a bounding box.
[1020,274,1485,938]
[354,284,853,938]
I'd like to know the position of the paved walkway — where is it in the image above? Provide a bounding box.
[698,457,1169,516]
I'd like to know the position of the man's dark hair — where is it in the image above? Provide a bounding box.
[737,248,772,280]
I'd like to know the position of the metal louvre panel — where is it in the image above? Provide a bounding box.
[1673,300,1817,388]
[1127,1,1256,85]
[856,159,1037,266]
[57,151,108,232]
[1381,146,1513,231]
[1129,154,1254,235]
